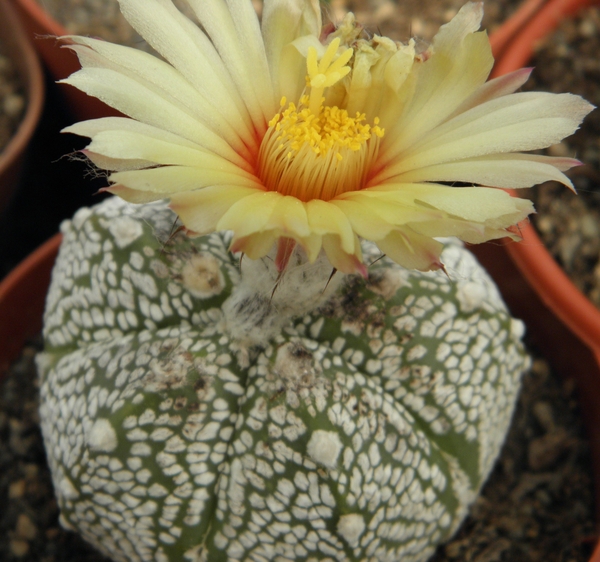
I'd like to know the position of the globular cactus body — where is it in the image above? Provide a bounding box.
[38,197,529,562]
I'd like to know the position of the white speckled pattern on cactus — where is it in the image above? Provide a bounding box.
[37,197,529,562]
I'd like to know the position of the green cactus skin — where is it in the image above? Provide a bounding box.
[37,197,529,562]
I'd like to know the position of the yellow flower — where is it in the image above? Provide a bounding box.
[62,0,593,276]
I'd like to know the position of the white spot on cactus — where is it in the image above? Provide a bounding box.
[69,206,92,230]
[149,483,169,497]
[306,430,342,469]
[86,418,118,452]
[510,318,526,340]
[367,268,410,300]
[183,544,204,562]
[59,476,79,500]
[109,216,143,248]
[309,317,324,339]
[58,513,76,532]
[456,280,487,313]
[407,344,427,361]
[274,342,315,383]
[181,254,225,299]
[336,513,365,547]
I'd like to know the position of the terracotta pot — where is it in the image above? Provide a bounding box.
[480,0,600,559]
[489,0,547,59]
[0,0,44,217]
[0,233,60,379]
[10,0,119,121]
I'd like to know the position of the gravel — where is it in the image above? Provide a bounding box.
[0,338,111,562]
[0,38,26,153]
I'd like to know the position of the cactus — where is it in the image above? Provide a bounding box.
[38,196,529,562]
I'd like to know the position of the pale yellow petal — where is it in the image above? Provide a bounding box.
[186,0,275,130]
[275,36,321,104]
[375,92,593,182]
[408,217,518,244]
[217,191,315,247]
[332,193,445,240]
[322,234,365,276]
[433,2,484,55]
[64,116,258,172]
[390,153,578,189]
[298,232,324,263]
[445,67,533,122]
[86,130,259,182]
[170,185,260,235]
[345,40,379,117]
[262,0,321,99]
[334,183,533,248]
[269,196,311,238]
[115,0,255,138]
[361,39,415,122]
[231,231,278,259]
[62,67,248,168]
[64,36,255,154]
[305,199,355,254]
[217,191,282,238]
[84,152,152,172]
[107,186,168,203]
[110,166,262,195]
[408,184,534,224]
[380,3,492,161]
[376,229,444,271]
[417,92,592,157]
[382,33,493,159]
[330,199,395,240]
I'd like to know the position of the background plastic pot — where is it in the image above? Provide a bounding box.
[10,0,118,121]
[0,233,60,379]
[0,0,44,217]
[479,0,600,559]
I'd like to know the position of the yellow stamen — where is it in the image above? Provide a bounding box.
[258,38,385,202]
[274,95,376,156]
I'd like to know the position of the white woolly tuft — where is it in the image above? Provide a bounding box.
[222,245,344,347]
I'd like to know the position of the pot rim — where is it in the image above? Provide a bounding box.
[491,0,600,359]
[13,0,68,37]
[0,0,45,189]
[13,0,122,122]
[0,233,61,378]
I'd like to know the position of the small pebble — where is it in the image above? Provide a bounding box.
[15,514,38,541]
[0,43,25,152]
[579,18,597,38]
[4,93,25,119]
[528,428,571,471]
[8,479,26,499]
[532,401,555,431]
[547,142,571,157]
[9,539,29,557]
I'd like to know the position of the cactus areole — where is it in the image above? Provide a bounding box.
[38,197,529,561]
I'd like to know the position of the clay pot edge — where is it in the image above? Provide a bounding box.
[0,0,45,210]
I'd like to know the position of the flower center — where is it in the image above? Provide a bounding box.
[258,38,384,202]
